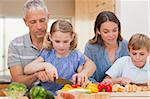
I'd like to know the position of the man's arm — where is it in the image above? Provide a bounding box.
[9,65,37,87]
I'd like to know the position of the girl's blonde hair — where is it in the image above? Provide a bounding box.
[43,20,77,50]
[128,33,150,52]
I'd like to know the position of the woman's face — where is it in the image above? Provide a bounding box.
[99,21,119,46]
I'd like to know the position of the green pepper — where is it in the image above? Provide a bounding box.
[30,86,47,99]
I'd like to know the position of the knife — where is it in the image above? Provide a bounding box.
[54,77,73,85]
[130,82,147,86]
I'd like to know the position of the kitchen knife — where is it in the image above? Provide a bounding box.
[130,82,147,86]
[54,77,73,85]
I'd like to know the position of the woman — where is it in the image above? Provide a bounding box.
[84,11,128,83]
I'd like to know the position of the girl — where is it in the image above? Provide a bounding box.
[24,20,86,94]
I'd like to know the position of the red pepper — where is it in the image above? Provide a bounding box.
[71,84,80,88]
[98,82,112,92]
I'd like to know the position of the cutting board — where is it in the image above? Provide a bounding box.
[56,92,110,99]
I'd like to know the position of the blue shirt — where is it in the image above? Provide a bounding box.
[84,40,128,82]
[39,49,85,94]
[106,56,149,83]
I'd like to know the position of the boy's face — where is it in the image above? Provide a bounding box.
[129,47,149,68]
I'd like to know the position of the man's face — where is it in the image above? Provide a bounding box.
[129,47,149,68]
[24,9,49,40]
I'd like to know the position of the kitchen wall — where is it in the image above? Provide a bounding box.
[116,0,150,40]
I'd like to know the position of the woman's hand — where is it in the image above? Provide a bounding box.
[102,78,113,85]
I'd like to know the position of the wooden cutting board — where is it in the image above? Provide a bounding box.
[56,92,110,99]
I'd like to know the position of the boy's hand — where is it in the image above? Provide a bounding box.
[119,77,132,85]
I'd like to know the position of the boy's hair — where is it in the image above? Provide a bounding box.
[43,20,77,50]
[128,33,150,52]
[89,11,123,45]
[23,0,48,18]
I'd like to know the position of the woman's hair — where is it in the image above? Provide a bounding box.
[128,33,150,52]
[89,11,123,45]
[23,0,48,18]
[43,20,77,50]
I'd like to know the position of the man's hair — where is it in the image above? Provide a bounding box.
[23,0,48,18]
[128,33,150,52]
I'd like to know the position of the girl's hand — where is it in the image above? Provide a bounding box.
[81,79,92,88]
[44,63,58,82]
[35,70,49,82]
[72,73,88,85]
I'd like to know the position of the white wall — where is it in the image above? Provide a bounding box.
[116,0,150,40]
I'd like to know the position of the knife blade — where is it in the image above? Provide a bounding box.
[130,82,147,86]
[54,77,73,85]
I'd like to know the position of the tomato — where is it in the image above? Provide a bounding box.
[98,82,112,92]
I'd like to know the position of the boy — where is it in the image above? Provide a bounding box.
[104,33,150,85]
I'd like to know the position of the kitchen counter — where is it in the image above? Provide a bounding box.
[56,91,150,99]
[111,91,150,99]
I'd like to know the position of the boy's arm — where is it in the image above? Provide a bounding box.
[103,75,132,85]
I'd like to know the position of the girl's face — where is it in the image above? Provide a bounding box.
[50,31,74,57]
[98,21,119,46]
[129,47,149,68]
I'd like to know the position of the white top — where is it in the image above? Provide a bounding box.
[106,56,150,83]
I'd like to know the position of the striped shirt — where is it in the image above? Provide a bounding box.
[8,34,40,68]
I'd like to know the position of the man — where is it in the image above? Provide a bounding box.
[8,0,95,87]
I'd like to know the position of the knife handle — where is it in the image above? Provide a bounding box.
[75,76,78,84]
[54,77,56,82]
